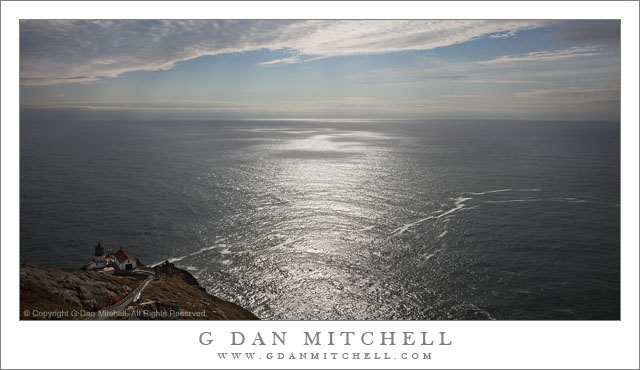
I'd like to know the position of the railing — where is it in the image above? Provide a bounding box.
[92,273,154,320]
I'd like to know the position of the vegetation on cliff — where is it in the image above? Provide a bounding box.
[20,262,258,320]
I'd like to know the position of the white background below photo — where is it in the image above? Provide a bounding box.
[1,1,638,369]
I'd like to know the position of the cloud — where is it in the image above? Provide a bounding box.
[20,20,548,85]
[462,79,550,85]
[20,96,392,114]
[479,46,603,65]
[513,87,620,103]
[425,74,468,80]
[19,99,270,111]
[258,56,303,66]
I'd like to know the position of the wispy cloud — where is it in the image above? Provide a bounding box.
[20,96,391,113]
[354,51,618,89]
[20,100,270,111]
[479,46,603,65]
[20,20,548,85]
[257,56,303,66]
[463,79,550,85]
[513,87,620,103]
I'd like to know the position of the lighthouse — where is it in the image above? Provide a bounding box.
[94,241,106,267]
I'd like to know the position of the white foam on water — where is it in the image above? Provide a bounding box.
[273,238,295,249]
[466,304,496,320]
[485,199,542,203]
[519,188,542,192]
[150,243,227,267]
[424,252,437,261]
[434,197,471,219]
[467,189,512,195]
[553,197,587,203]
[387,216,434,237]
[437,230,448,238]
[388,196,473,237]
[355,225,375,232]
[221,259,232,265]
[165,255,187,264]
[195,244,225,254]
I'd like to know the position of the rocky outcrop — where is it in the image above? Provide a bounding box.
[153,261,201,288]
[20,263,137,311]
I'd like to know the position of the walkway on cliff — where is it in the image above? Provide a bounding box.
[90,270,154,320]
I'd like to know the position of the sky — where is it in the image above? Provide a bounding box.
[19,20,621,121]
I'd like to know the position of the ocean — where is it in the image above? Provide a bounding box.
[20,119,620,320]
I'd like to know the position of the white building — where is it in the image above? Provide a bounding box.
[93,242,106,268]
[113,248,137,270]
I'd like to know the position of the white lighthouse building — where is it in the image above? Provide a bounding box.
[94,241,106,268]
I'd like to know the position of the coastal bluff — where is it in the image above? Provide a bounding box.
[20,262,258,320]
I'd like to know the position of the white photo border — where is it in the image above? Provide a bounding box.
[2,1,638,369]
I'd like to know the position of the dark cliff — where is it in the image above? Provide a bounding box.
[20,262,258,320]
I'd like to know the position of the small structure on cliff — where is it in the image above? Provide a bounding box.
[113,247,137,270]
[84,242,139,273]
[93,242,106,268]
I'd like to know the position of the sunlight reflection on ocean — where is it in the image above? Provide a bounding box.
[21,119,620,319]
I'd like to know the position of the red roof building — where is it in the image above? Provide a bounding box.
[95,241,105,256]
[113,248,137,270]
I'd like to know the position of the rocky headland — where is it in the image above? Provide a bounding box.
[20,262,258,320]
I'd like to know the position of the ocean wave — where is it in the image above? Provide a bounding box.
[355,225,375,232]
[552,197,587,203]
[150,244,226,267]
[456,303,496,320]
[388,197,471,237]
[485,199,541,203]
[387,216,434,237]
[424,252,437,261]
[434,196,471,219]
[273,238,295,249]
[467,189,512,195]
